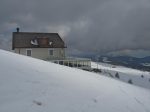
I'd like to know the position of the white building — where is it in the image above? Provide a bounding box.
[12,28,91,70]
[12,28,66,60]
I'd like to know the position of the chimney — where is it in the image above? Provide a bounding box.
[16,27,19,32]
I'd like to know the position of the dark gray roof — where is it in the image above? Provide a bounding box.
[12,32,66,50]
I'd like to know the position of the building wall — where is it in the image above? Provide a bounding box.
[14,48,65,60]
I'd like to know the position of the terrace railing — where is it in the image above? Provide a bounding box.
[49,57,91,70]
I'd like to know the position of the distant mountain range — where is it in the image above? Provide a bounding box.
[75,54,150,71]
[96,56,150,71]
[71,50,150,71]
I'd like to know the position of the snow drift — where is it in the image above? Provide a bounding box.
[0,49,150,112]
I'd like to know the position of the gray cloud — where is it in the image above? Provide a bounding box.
[0,0,150,55]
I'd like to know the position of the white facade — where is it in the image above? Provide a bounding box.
[14,48,65,60]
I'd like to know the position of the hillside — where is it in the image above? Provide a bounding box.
[0,50,150,112]
[92,62,150,89]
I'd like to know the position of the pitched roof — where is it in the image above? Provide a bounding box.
[12,32,66,50]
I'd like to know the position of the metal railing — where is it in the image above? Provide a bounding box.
[49,57,91,70]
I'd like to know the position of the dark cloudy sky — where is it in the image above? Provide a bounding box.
[0,0,150,55]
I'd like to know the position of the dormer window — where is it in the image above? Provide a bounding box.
[38,37,49,46]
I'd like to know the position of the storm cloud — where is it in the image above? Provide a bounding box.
[0,0,150,55]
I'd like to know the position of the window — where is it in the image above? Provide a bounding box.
[26,49,32,56]
[49,49,53,56]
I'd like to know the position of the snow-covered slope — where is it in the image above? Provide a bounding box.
[0,50,150,112]
[92,62,150,89]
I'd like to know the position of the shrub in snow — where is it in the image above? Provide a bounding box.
[33,100,42,106]
[115,72,120,79]
[93,99,98,103]
[141,75,144,78]
[128,79,133,84]
[108,73,114,78]
[112,66,116,68]
[92,68,102,73]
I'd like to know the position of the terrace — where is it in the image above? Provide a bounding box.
[50,57,91,70]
